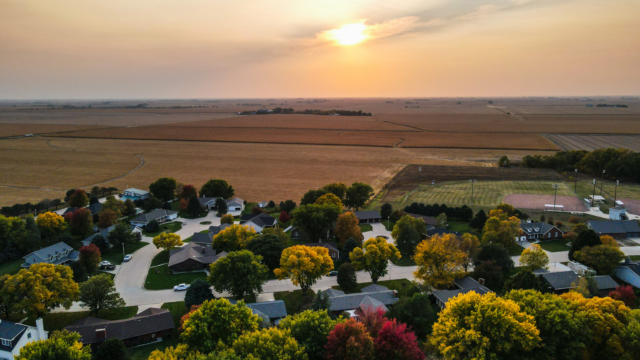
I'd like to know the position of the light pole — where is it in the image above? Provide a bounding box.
[122,243,125,258]
[600,170,605,195]
[469,179,477,205]
[591,179,597,207]
[614,180,619,206]
[552,184,559,212]
[574,169,578,192]
[387,216,390,231]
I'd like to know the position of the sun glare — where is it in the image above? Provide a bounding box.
[329,23,368,46]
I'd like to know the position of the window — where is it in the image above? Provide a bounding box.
[151,334,156,338]
[548,233,551,238]
[27,333,31,339]
[1,339,10,346]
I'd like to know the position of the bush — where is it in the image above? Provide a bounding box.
[268,200,276,208]
[569,216,580,224]
[146,220,160,233]
[95,338,128,360]
[251,206,264,215]
[220,214,234,225]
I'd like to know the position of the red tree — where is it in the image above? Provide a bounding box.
[609,285,637,307]
[251,206,264,215]
[79,243,102,272]
[70,208,93,237]
[180,185,198,199]
[279,211,290,223]
[358,307,387,339]
[64,211,74,223]
[68,189,89,208]
[324,319,375,360]
[375,319,424,360]
[179,198,188,211]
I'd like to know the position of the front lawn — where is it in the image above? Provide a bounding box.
[392,256,416,267]
[150,250,170,267]
[145,264,207,290]
[448,221,471,234]
[0,258,23,276]
[359,224,373,232]
[508,246,525,257]
[143,221,183,238]
[537,240,571,252]
[101,241,149,265]
[332,278,413,295]
[274,289,316,315]
[23,306,138,332]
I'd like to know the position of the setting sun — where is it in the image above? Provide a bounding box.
[327,23,368,46]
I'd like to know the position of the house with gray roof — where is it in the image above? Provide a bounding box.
[537,271,579,293]
[120,188,150,202]
[432,277,493,309]
[209,223,231,237]
[82,225,116,247]
[354,210,381,224]
[62,207,78,216]
[22,242,79,268]
[168,242,227,272]
[519,221,564,241]
[197,197,220,210]
[320,285,398,315]
[0,318,47,360]
[405,213,438,228]
[613,257,640,288]
[593,275,619,295]
[190,232,214,247]
[242,213,278,233]
[130,209,178,227]
[226,197,245,212]
[86,202,102,215]
[246,301,287,325]
[587,220,640,239]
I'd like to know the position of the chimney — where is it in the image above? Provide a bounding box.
[36,318,46,340]
[95,329,106,340]
[478,278,485,286]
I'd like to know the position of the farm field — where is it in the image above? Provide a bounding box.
[0,123,105,138]
[545,134,640,152]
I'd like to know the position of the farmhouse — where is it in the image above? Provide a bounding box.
[587,220,640,239]
[319,284,399,316]
[65,308,174,350]
[120,188,150,202]
[241,213,278,233]
[518,221,564,241]
[354,210,381,224]
[432,277,492,309]
[168,242,227,272]
[22,242,79,268]
[303,242,340,260]
[130,209,178,227]
[82,225,116,247]
[0,318,47,360]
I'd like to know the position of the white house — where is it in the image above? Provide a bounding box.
[120,188,150,202]
[226,197,244,212]
[257,201,269,208]
[0,318,47,360]
[130,209,178,227]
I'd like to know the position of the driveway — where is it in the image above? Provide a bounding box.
[173,211,221,239]
[362,223,393,244]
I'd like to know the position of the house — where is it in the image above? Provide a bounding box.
[82,225,116,247]
[286,226,305,240]
[190,232,214,247]
[518,221,564,241]
[426,228,461,238]
[593,275,619,296]
[319,285,399,316]
[246,301,287,326]
[0,318,47,360]
[354,210,381,224]
[303,242,340,260]
[197,197,219,210]
[432,277,492,309]
[62,207,78,216]
[130,209,178,227]
[22,242,79,268]
[537,271,580,293]
[587,220,640,239]
[168,242,227,272]
[120,188,150,202]
[86,203,102,215]
[613,257,640,287]
[226,197,245,212]
[609,207,629,221]
[209,223,231,237]
[242,213,278,233]
[130,225,143,236]
[257,201,269,208]
[65,308,174,350]
[405,213,438,228]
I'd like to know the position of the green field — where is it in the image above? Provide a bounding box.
[401,181,574,207]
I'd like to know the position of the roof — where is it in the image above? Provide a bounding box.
[303,242,339,252]
[361,284,390,293]
[123,188,149,196]
[86,203,102,214]
[83,225,116,244]
[190,232,214,246]
[226,197,244,206]
[65,308,174,345]
[209,223,231,236]
[454,276,483,289]
[244,213,278,228]
[62,207,78,216]
[322,289,346,298]
[426,228,461,237]
[323,290,398,312]
[539,271,579,290]
[432,288,492,305]
[0,320,27,341]
[258,201,268,206]
[588,220,640,234]
[131,209,177,224]
[168,242,227,267]
[405,213,438,227]
[246,301,287,320]
[520,221,556,235]
[593,275,619,290]
[359,296,389,312]
[25,242,73,261]
[354,210,381,220]
[197,197,219,206]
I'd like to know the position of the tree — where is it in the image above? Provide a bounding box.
[147,344,191,360]
[163,202,172,210]
[473,260,504,290]
[574,244,625,275]
[498,155,511,167]
[79,244,101,273]
[69,261,87,283]
[610,285,637,307]
[344,182,374,210]
[185,278,215,309]
[108,222,137,246]
[380,203,393,221]
[340,238,359,263]
[280,200,297,213]
[51,199,63,210]
[230,327,307,360]
[102,196,125,217]
[91,234,110,253]
[220,214,234,225]
[15,330,91,360]
[386,293,437,340]
[149,177,177,201]
[413,234,466,289]
[9,263,80,317]
[274,245,334,293]
[503,270,548,293]
[215,198,228,215]
[300,189,327,206]
[481,214,521,249]
[569,229,602,260]
[123,199,137,217]
[246,234,285,270]
[474,243,515,275]
[97,209,118,229]
[324,319,375,360]
[180,298,260,353]
[279,211,290,223]
[212,224,257,252]
[153,233,182,251]
[322,182,348,201]
[0,275,19,318]
[69,208,93,237]
[95,338,129,360]
[79,274,125,314]
[350,237,400,284]
[469,209,488,230]
[180,184,198,199]
[143,197,163,212]
[600,235,619,247]
[179,198,188,210]
[145,219,160,233]
[571,273,600,298]
[337,263,358,292]
[315,193,343,208]
[334,212,363,244]
[395,224,421,258]
[430,292,540,359]
[36,211,66,241]
[68,189,89,208]
[261,227,289,245]
[375,319,425,360]
[459,233,481,271]
[391,215,426,242]
[291,204,341,242]
[187,196,203,217]
[208,250,268,299]
[252,206,264,215]
[279,310,343,360]
[268,200,276,208]
[436,213,447,228]
[519,244,549,270]
[200,179,234,198]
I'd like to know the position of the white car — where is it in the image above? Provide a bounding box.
[99,261,112,266]
[174,284,189,291]
[123,254,133,262]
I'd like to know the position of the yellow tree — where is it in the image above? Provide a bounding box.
[391,215,427,240]
[600,235,619,247]
[430,292,540,360]
[334,212,363,244]
[519,244,549,270]
[481,215,521,248]
[574,245,625,275]
[212,224,257,252]
[97,209,117,229]
[315,193,343,208]
[413,234,466,289]
[458,233,481,271]
[350,237,400,284]
[274,245,334,293]
[15,330,91,360]
[153,233,183,251]
[36,212,66,241]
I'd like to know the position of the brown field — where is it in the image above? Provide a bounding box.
[0,124,105,138]
[545,134,640,151]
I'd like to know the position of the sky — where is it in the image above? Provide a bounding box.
[1,0,639,99]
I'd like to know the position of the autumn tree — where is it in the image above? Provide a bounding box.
[569,229,602,260]
[200,179,235,198]
[278,310,343,360]
[413,234,466,289]
[70,208,93,237]
[101,196,125,217]
[519,244,549,270]
[600,235,619,247]
[68,189,89,208]
[344,182,374,211]
[481,214,521,249]
[149,177,178,201]
[79,273,125,314]
[274,245,334,293]
[230,327,307,360]
[212,224,257,252]
[322,182,348,201]
[79,244,101,272]
[315,193,343,208]
[350,237,400,284]
[147,344,191,360]
[609,285,637,307]
[123,199,137,217]
[97,209,118,229]
[574,244,625,275]
[246,234,285,270]
[391,215,427,241]
[337,262,358,292]
[458,233,480,271]
[185,278,215,309]
[324,319,375,360]
[261,227,289,245]
[279,210,290,223]
[220,214,234,225]
[430,292,540,359]
[375,319,425,360]
[291,203,341,242]
[15,330,91,360]
[152,233,182,251]
[208,250,268,299]
[334,212,363,244]
[180,184,198,199]
[36,211,66,241]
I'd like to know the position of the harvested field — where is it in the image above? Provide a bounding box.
[0,124,104,138]
[503,194,588,212]
[508,106,640,115]
[545,134,640,151]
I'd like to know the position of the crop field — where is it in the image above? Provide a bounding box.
[545,134,640,152]
[0,124,104,137]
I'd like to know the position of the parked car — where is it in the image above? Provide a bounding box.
[99,261,112,266]
[123,254,132,262]
[100,264,116,271]
[328,271,338,276]
[174,284,189,291]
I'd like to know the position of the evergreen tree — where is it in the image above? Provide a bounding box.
[187,196,202,217]
[184,278,215,309]
[95,338,128,360]
[340,238,359,263]
[337,263,358,292]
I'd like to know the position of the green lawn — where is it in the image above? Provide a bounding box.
[101,241,149,265]
[145,264,207,290]
[274,289,316,315]
[537,239,571,252]
[143,222,183,238]
[384,220,396,231]
[150,250,170,267]
[629,255,640,261]
[332,278,413,295]
[23,306,138,332]
[509,246,525,257]
[448,221,471,234]
[199,221,211,225]
[359,224,373,232]
[0,258,23,276]
[392,256,416,267]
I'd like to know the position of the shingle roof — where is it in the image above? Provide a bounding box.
[326,291,398,312]
[197,197,219,206]
[226,197,244,206]
[0,320,27,341]
[209,223,231,236]
[432,288,492,305]
[361,284,390,293]
[25,242,73,261]
[246,301,287,320]
[83,225,116,245]
[520,221,555,235]
[359,296,388,312]
[426,228,461,237]
[62,207,78,216]
[190,232,214,246]
[131,209,177,224]
[539,271,579,290]
[588,220,640,234]
[454,277,482,289]
[86,203,102,214]
[168,243,227,267]
[322,289,346,298]
[405,213,438,226]
[244,213,278,228]
[593,275,619,290]
[354,210,381,220]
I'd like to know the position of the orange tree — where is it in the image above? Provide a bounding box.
[334,212,363,244]
[274,245,333,293]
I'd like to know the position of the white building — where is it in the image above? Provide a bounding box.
[0,318,47,360]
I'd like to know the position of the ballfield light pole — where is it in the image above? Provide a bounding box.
[469,179,477,205]
[600,170,605,195]
[614,180,619,205]
[591,179,597,207]
[552,184,559,213]
[574,169,578,192]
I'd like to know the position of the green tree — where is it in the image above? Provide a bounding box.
[300,189,327,206]
[436,213,447,228]
[215,198,228,215]
[339,238,359,263]
[95,338,129,360]
[143,197,163,212]
[101,196,125,218]
[310,291,331,312]
[569,228,602,260]
[145,219,160,233]
[280,200,297,213]
[391,215,427,242]
[108,222,137,246]
[246,234,285,270]
[69,261,87,283]
[200,179,235,198]
[15,330,91,360]
[149,177,178,201]
[344,182,374,210]
[337,263,358,292]
[208,250,268,299]
[275,245,334,293]
[68,189,89,208]
[231,327,308,360]
[395,224,421,258]
[291,204,341,242]
[278,310,343,360]
[123,199,137,217]
[0,274,19,317]
[386,293,438,340]
[473,243,514,275]
[380,203,393,221]
[498,155,511,167]
[574,244,625,275]
[322,183,348,201]
[350,237,400,284]
[79,273,125,314]
[503,270,548,293]
[180,298,260,353]
[185,278,215,309]
[91,234,110,253]
[187,196,203,217]
[469,209,488,230]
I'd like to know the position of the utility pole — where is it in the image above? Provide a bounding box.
[552,184,559,213]
[469,179,476,205]
[600,170,605,195]
[591,179,597,207]
[574,169,578,192]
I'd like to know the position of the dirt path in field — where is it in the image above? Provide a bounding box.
[81,154,145,188]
